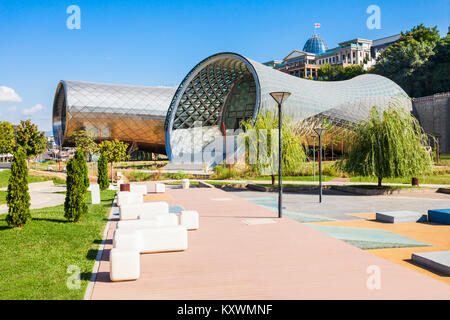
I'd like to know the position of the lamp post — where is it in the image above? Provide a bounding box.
[269,91,291,218]
[314,127,327,203]
[311,135,316,181]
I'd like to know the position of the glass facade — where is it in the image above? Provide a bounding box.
[303,34,328,55]
[52,80,176,154]
[52,52,411,160]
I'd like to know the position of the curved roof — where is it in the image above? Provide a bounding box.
[165,52,411,159]
[52,80,176,153]
[303,34,328,54]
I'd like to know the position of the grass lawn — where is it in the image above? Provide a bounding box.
[347,184,429,190]
[440,154,450,165]
[0,190,115,299]
[349,175,450,185]
[0,170,65,188]
[0,191,6,205]
[251,175,336,182]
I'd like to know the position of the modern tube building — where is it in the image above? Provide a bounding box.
[53,52,412,161]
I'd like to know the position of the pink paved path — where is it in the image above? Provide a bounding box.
[91,188,449,299]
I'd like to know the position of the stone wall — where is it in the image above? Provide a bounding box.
[412,92,450,154]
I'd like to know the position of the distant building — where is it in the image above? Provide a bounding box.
[264,33,400,79]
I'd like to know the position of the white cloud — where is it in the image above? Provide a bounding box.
[0,86,22,102]
[22,104,45,115]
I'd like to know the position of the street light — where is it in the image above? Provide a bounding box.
[311,135,316,181]
[314,127,327,203]
[269,91,291,218]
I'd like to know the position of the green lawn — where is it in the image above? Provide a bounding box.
[251,175,336,182]
[0,170,65,188]
[349,175,450,185]
[0,190,115,300]
[440,154,450,165]
[0,191,6,205]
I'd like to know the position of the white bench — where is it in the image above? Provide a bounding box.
[113,226,188,253]
[116,214,179,230]
[155,183,165,193]
[117,191,143,206]
[109,248,140,281]
[180,210,199,230]
[130,184,147,195]
[119,201,169,220]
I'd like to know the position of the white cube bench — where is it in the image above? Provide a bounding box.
[155,183,165,193]
[117,191,143,206]
[116,214,179,230]
[113,226,188,253]
[180,210,199,230]
[109,248,140,281]
[119,201,169,220]
[130,184,147,195]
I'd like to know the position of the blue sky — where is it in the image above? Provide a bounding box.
[0,0,448,132]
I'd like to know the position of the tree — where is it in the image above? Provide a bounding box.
[338,105,432,187]
[0,121,15,154]
[370,24,443,97]
[64,148,88,222]
[68,130,98,159]
[6,147,31,228]
[74,147,90,189]
[16,120,47,159]
[97,152,109,190]
[98,139,130,181]
[318,64,366,81]
[241,111,307,185]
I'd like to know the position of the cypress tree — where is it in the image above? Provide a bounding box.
[97,153,109,190]
[6,147,31,228]
[64,148,88,222]
[75,148,90,189]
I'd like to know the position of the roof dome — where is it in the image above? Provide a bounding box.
[303,34,328,54]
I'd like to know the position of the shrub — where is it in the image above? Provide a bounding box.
[64,148,88,222]
[164,171,189,180]
[6,147,31,228]
[97,153,109,190]
[125,170,152,182]
[74,148,90,189]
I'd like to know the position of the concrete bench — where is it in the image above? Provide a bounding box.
[412,250,450,275]
[117,214,179,230]
[180,210,199,230]
[113,226,188,253]
[119,201,169,220]
[428,208,450,225]
[109,248,140,281]
[376,211,427,223]
[130,184,147,195]
[117,191,143,206]
[155,183,165,193]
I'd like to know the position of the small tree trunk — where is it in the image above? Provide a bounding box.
[111,162,113,183]
[377,177,382,187]
[271,174,275,186]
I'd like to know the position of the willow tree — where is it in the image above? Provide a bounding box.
[339,105,432,186]
[241,111,307,185]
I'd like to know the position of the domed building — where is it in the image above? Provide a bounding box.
[303,34,328,55]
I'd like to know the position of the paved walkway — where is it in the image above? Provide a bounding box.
[228,190,450,220]
[90,188,449,299]
[0,181,66,214]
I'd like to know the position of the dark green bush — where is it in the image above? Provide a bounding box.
[64,148,88,222]
[97,153,109,190]
[6,147,31,228]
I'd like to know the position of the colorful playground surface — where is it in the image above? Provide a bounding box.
[245,196,450,285]
[90,188,449,299]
